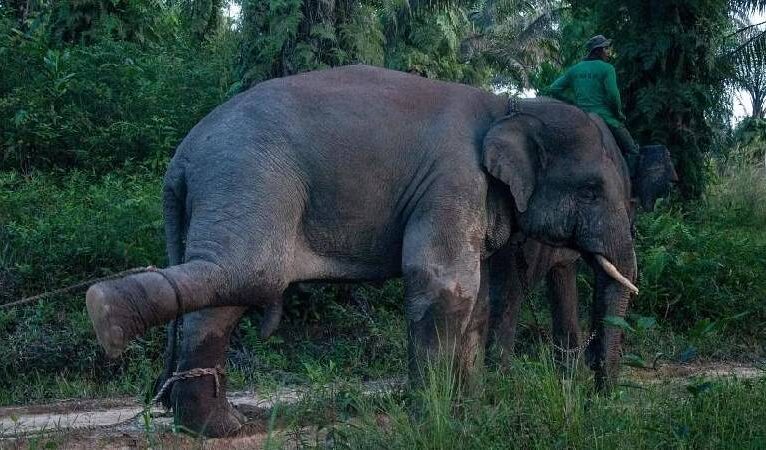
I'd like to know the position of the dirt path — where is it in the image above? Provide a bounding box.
[0,379,402,449]
[1,363,762,449]
[625,361,765,383]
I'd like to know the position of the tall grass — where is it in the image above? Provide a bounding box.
[329,350,766,449]
[706,154,766,227]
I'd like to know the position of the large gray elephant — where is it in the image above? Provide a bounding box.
[152,144,675,395]
[486,143,676,384]
[84,65,638,437]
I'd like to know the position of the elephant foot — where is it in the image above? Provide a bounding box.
[86,272,177,358]
[170,371,246,437]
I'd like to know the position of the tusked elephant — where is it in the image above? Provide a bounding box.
[486,142,676,383]
[157,121,677,397]
[84,65,639,437]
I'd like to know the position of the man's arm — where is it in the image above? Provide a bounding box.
[544,70,572,102]
[604,65,626,122]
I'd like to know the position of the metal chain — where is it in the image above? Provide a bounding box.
[0,365,220,438]
[528,294,596,356]
[1,265,159,309]
[548,330,597,355]
[150,366,225,406]
[506,94,602,357]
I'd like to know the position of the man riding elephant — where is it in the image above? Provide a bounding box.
[544,35,640,176]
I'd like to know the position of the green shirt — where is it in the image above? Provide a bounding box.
[543,59,626,128]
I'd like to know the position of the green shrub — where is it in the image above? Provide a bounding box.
[0,169,165,293]
[0,168,166,403]
[0,11,238,173]
[635,160,766,344]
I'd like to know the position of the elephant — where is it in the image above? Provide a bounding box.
[150,124,676,396]
[84,65,638,437]
[486,143,677,378]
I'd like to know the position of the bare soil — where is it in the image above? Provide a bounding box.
[0,363,762,449]
[0,379,401,449]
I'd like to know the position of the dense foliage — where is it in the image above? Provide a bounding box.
[235,0,529,88]
[0,6,237,173]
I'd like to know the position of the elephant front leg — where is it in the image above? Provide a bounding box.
[402,214,487,390]
[169,306,248,437]
[547,263,581,352]
[405,268,487,390]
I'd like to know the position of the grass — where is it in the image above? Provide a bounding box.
[319,350,766,449]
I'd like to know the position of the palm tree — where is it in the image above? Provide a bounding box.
[729,0,766,66]
[730,13,766,119]
[460,0,564,89]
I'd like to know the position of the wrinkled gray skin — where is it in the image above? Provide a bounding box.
[85,65,637,437]
[487,144,676,384]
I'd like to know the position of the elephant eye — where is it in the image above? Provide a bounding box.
[577,181,602,201]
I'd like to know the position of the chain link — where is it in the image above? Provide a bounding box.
[0,365,219,438]
[547,330,597,355]
[527,287,596,356]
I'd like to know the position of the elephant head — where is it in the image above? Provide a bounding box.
[482,98,637,387]
[633,144,678,211]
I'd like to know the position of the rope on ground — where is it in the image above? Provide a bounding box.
[151,366,225,406]
[1,266,159,309]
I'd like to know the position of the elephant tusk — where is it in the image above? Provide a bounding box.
[595,254,639,295]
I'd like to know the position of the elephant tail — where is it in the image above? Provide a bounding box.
[153,163,188,407]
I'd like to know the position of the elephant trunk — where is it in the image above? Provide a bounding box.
[586,245,637,390]
[86,261,244,358]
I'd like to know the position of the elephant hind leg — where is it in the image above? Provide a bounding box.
[86,258,290,357]
[169,306,249,438]
[486,243,528,366]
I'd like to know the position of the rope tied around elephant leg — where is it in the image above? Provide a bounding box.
[150,365,225,406]
[146,265,186,320]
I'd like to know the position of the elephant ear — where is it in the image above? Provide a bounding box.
[482,115,544,213]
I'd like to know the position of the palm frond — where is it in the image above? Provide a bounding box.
[460,0,563,87]
[733,0,766,13]
[728,25,766,67]
[515,6,565,46]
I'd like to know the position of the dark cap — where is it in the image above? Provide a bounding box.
[585,35,612,52]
